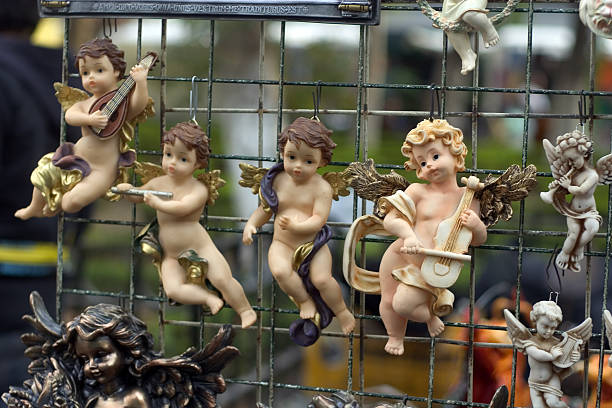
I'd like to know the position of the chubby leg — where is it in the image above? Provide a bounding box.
[529,389,546,408]
[160,257,224,314]
[15,187,49,219]
[379,241,409,355]
[446,31,477,75]
[308,245,355,335]
[61,170,115,213]
[268,240,316,319]
[557,218,581,271]
[205,249,257,328]
[543,376,567,408]
[462,11,499,48]
[393,284,444,337]
[572,217,600,263]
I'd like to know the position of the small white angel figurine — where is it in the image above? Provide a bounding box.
[504,301,592,408]
[540,130,612,273]
[580,0,612,38]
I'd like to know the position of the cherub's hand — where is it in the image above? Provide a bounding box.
[460,209,481,231]
[129,63,149,84]
[278,215,292,231]
[89,110,108,128]
[242,224,257,246]
[559,175,571,189]
[400,236,423,255]
[115,183,133,192]
[551,347,563,359]
[143,192,162,209]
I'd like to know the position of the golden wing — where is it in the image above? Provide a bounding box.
[346,159,409,202]
[134,161,165,185]
[238,163,268,195]
[196,169,226,205]
[322,169,352,201]
[53,82,89,111]
[129,97,156,125]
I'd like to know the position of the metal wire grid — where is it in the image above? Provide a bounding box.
[50,4,612,407]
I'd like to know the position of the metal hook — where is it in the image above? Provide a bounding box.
[102,18,117,38]
[549,291,559,304]
[429,84,440,122]
[311,81,322,121]
[577,91,587,130]
[189,76,199,126]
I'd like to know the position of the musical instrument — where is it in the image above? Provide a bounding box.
[421,176,484,288]
[540,167,575,204]
[110,187,172,199]
[89,52,158,138]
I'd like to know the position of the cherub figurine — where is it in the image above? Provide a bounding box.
[15,38,154,220]
[117,121,256,329]
[2,291,239,408]
[343,119,537,355]
[240,117,355,346]
[580,0,612,38]
[504,301,592,408]
[540,130,612,273]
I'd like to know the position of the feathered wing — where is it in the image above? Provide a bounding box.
[53,82,89,112]
[2,291,81,408]
[196,169,226,205]
[552,317,592,369]
[322,169,352,201]
[596,153,612,185]
[543,138,571,181]
[134,161,165,185]
[503,309,533,353]
[475,164,538,227]
[238,163,269,195]
[346,159,409,202]
[140,324,239,408]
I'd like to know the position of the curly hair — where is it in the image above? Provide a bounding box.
[75,38,127,78]
[278,117,336,166]
[401,119,467,177]
[530,300,563,326]
[554,130,593,160]
[162,121,210,169]
[63,303,159,378]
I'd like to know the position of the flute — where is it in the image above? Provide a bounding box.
[111,187,173,199]
[540,167,575,204]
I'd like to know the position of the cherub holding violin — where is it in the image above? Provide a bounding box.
[16,38,154,219]
[344,119,537,355]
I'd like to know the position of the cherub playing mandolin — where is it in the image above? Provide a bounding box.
[344,119,537,355]
[15,38,155,219]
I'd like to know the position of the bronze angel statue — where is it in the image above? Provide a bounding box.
[540,129,612,273]
[504,301,592,408]
[116,121,257,329]
[343,119,537,355]
[239,117,355,347]
[2,291,239,408]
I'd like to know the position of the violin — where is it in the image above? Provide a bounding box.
[89,51,157,138]
[421,175,483,288]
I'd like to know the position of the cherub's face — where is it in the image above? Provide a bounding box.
[282,140,324,184]
[562,147,586,170]
[78,55,120,96]
[75,334,125,385]
[411,138,456,183]
[162,139,199,179]
[535,315,558,339]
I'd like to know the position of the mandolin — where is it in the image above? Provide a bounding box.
[421,175,483,288]
[89,51,157,138]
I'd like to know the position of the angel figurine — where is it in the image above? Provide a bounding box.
[580,0,612,38]
[15,38,155,219]
[343,119,537,355]
[240,116,355,346]
[504,301,592,408]
[540,130,612,273]
[1,291,239,408]
[116,121,256,329]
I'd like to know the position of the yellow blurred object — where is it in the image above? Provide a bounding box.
[31,18,63,48]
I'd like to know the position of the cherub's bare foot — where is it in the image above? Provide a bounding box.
[204,297,225,315]
[573,247,584,263]
[427,316,445,337]
[555,251,570,270]
[460,51,477,75]
[336,309,356,335]
[240,309,257,328]
[568,259,581,273]
[299,298,317,320]
[15,205,42,220]
[384,337,404,355]
[482,25,500,48]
